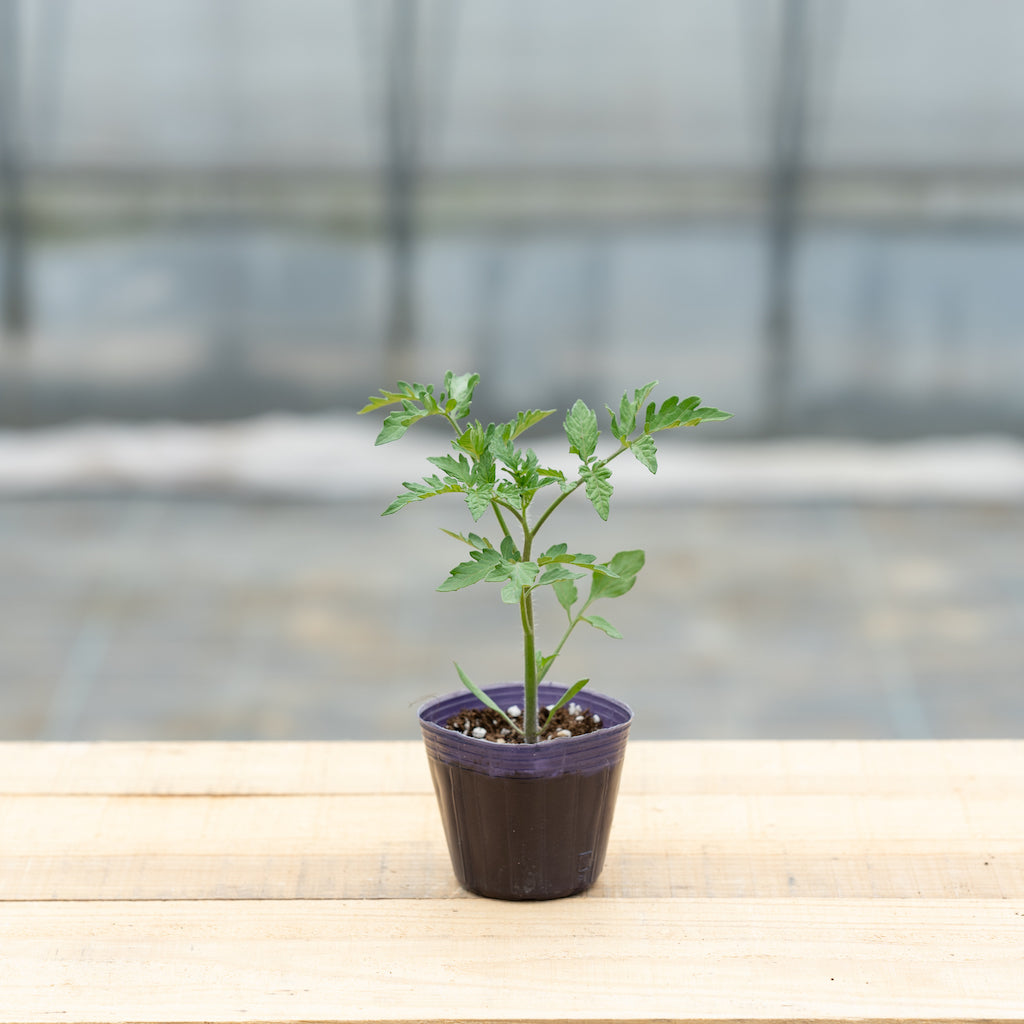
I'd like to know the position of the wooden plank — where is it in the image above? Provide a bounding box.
[0,741,431,795]
[8,792,1024,855]
[2,792,1022,901]
[4,740,1024,796]
[2,898,1023,1023]
[2,842,1021,902]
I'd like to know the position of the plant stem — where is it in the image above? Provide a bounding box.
[530,443,629,537]
[536,602,590,686]
[520,588,538,743]
[491,502,513,540]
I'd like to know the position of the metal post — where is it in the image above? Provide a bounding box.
[762,0,810,434]
[0,0,28,339]
[382,0,419,378]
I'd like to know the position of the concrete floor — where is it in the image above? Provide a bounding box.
[4,493,1022,741]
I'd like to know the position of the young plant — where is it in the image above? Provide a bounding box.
[359,372,731,744]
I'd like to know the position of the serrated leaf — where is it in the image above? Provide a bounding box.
[454,422,488,459]
[537,467,566,484]
[427,454,473,482]
[644,395,700,434]
[356,388,409,414]
[536,651,557,678]
[535,565,585,587]
[499,535,519,561]
[583,614,623,639]
[630,433,658,474]
[552,578,578,614]
[580,463,613,521]
[440,529,490,549]
[382,478,463,515]
[542,678,591,722]
[443,371,480,419]
[686,405,733,424]
[508,408,556,439]
[589,549,645,601]
[487,433,517,467]
[374,407,427,445]
[437,548,502,591]
[501,580,522,604]
[454,663,523,735]
[509,561,539,589]
[564,399,599,463]
[465,488,492,521]
[617,390,638,436]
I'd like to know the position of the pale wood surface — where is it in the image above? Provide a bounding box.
[2,740,1023,1023]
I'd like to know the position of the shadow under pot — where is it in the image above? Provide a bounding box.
[418,683,633,901]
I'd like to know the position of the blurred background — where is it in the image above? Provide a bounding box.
[1,0,1022,741]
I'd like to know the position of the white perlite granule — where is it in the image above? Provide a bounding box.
[506,705,522,718]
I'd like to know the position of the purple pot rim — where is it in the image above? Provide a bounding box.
[418,683,633,777]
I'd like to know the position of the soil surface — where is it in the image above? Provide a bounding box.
[444,701,604,743]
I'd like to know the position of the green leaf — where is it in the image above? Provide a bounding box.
[374,406,428,445]
[508,408,556,440]
[465,488,493,522]
[580,463,613,521]
[589,549,645,601]
[583,614,623,639]
[535,651,557,678]
[487,433,517,468]
[607,382,658,441]
[426,454,473,483]
[685,405,733,424]
[615,390,638,437]
[454,663,523,735]
[382,477,463,515]
[359,380,451,444]
[552,578,578,614]
[537,467,567,485]
[630,433,659,474]
[443,372,480,419]
[535,565,585,587]
[437,548,502,591]
[564,399,599,463]
[357,381,431,415]
[500,536,520,561]
[509,561,539,589]
[499,558,540,603]
[440,529,490,549]
[538,550,598,569]
[454,421,489,459]
[542,678,591,722]
[644,395,700,434]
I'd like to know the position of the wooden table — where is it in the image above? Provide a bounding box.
[2,740,1023,1022]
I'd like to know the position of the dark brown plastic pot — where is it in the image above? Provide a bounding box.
[418,683,632,901]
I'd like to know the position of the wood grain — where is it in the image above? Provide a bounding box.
[2,741,1023,1022]
[5,739,1023,796]
[3,898,1023,1023]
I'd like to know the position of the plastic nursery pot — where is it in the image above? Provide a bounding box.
[418,683,632,901]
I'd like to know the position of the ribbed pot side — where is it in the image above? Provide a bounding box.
[418,684,633,901]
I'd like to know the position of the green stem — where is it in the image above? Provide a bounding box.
[530,444,629,538]
[520,588,538,744]
[491,503,513,540]
[535,601,591,687]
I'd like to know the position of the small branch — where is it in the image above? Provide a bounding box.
[520,589,539,744]
[530,443,629,537]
